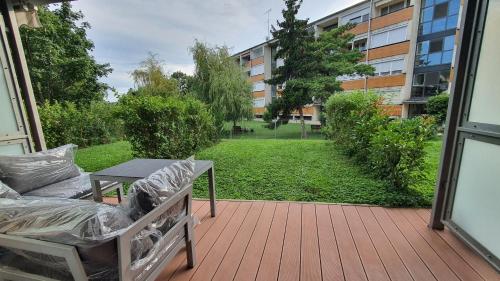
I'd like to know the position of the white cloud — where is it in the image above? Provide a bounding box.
[70,0,363,97]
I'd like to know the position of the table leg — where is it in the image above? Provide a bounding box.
[208,167,216,217]
[91,179,103,202]
[116,184,124,203]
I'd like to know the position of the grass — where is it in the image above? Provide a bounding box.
[222,120,324,140]
[76,138,442,207]
[75,141,133,172]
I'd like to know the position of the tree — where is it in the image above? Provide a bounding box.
[266,0,314,138]
[267,0,373,138]
[426,93,449,124]
[21,2,112,105]
[191,41,253,132]
[171,71,194,95]
[130,52,179,96]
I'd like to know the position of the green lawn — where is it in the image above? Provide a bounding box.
[75,138,442,207]
[222,120,324,140]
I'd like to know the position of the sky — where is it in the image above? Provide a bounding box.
[70,0,364,99]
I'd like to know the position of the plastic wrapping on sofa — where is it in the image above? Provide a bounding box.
[0,181,20,199]
[0,159,196,280]
[0,144,81,194]
[23,172,94,199]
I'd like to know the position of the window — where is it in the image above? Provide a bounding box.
[253,98,265,108]
[250,64,264,76]
[434,3,448,19]
[411,70,450,97]
[353,39,367,51]
[370,26,407,48]
[253,81,265,92]
[371,58,405,76]
[418,0,460,36]
[381,1,406,16]
[250,47,263,59]
[362,14,369,22]
[415,35,455,67]
[323,23,338,32]
[349,16,361,24]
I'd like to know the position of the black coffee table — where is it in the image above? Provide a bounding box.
[90,158,216,217]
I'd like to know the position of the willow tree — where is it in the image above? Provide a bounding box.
[191,41,252,133]
[131,53,179,96]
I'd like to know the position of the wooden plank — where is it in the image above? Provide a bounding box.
[343,206,390,281]
[370,207,437,281]
[385,208,460,281]
[255,202,289,281]
[212,202,265,280]
[329,205,367,281]
[301,204,322,281]
[157,201,229,280]
[188,202,260,280]
[165,201,237,280]
[399,209,484,281]
[233,202,277,281]
[191,200,205,213]
[316,204,344,281]
[415,209,500,281]
[278,203,302,281]
[356,206,413,281]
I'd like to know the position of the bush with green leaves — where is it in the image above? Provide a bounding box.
[325,91,389,162]
[325,91,436,188]
[427,93,449,124]
[39,101,124,148]
[369,116,436,189]
[119,95,216,159]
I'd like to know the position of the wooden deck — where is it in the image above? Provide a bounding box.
[153,200,499,281]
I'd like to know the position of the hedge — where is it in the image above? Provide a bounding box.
[119,95,216,159]
[325,91,435,189]
[38,101,124,148]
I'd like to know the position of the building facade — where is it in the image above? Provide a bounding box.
[233,0,461,119]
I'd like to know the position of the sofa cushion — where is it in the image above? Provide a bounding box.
[23,173,92,199]
[0,144,81,194]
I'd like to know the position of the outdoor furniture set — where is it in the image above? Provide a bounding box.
[0,144,215,281]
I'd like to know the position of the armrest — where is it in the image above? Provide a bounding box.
[116,184,193,280]
[0,234,88,281]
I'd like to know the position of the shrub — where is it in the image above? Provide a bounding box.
[325,91,389,162]
[325,91,436,189]
[427,93,449,124]
[39,101,124,148]
[369,116,436,188]
[119,95,216,159]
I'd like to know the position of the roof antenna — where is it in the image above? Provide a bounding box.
[265,8,272,40]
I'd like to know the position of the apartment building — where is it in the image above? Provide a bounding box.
[233,0,461,120]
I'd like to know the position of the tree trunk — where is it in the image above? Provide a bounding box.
[298,107,307,139]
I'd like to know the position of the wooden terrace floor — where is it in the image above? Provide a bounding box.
[154,200,498,281]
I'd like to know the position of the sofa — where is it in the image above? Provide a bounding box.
[0,151,196,281]
[0,144,121,200]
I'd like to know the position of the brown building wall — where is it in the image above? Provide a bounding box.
[380,104,403,116]
[370,7,413,30]
[368,41,410,60]
[253,91,265,98]
[249,74,265,83]
[341,74,406,90]
[253,107,265,114]
[349,6,413,36]
[251,57,264,66]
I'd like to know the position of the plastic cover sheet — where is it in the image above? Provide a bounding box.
[0,181,20,199]
[127,158,195,220]
[23,172,93,199]
[0,159,196,280]
[0,144,81,194]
